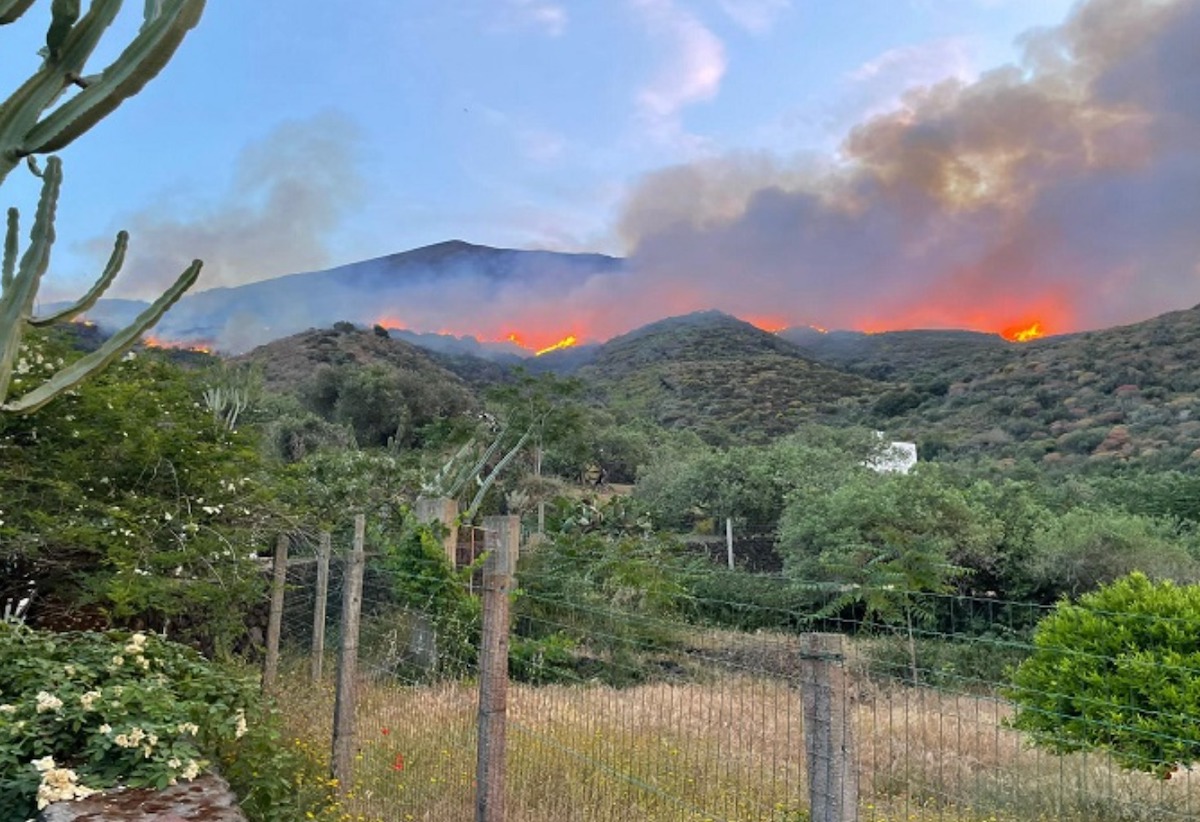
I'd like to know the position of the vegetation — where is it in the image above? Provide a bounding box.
[1008,573,1200,777]
[0,624,339,822]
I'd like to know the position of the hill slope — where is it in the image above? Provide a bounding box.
[856,307,1200,470]
[579,311,878,442]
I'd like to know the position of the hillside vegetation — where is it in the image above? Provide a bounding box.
[576,311,879,443]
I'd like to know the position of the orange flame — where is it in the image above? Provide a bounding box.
[142,334,213,354]
[744,315,789,334]
[1001,322,1045,343]
[535,335,578,356]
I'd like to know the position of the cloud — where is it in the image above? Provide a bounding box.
[716,0,790,33]
[608,0,1200,337]
[92,112,364,299]
[632,0,727,147]
[499,0,568,37]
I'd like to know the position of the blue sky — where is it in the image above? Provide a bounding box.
[2,0,1082,301]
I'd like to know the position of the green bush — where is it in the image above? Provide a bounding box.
[1007,573,1200,776]
[0,624,338,821]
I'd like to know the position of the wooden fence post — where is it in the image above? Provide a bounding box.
[800,632,858,822]
[415,496,459,567]
[476,515,519,822]
[332,515,366,795]
[311,531,331,683]
[262,533,289,693]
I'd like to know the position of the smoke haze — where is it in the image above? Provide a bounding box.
[94,112,364,299]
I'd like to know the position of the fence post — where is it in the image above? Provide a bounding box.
[332,515,366,795]
[725,517,735,569]
[311,531,332,683]
[262,533,289,693]
[476,515,518,822]
[800,632,858,822]
[416,496,459,567]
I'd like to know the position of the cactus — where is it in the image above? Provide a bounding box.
[0,0,206,186]
[0,0,205,413]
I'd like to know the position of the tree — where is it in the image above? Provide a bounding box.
[0,0,206,413]
[1008,573,1200,777]
[778,467,993,683]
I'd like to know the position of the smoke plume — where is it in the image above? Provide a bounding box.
[611,0,1200,338]
[92,111,364,299]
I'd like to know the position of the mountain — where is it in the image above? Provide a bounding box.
[577,311,879,442]
[71,240,624,355]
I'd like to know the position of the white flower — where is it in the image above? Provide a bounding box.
[35,692,63,714]
[163,512,173,522]
[110,655,124,667]
[99,724,112,734]
[180,759,201,781]
[168,757,181,769]
[177,722,199,736]
[79,690,102,710]
[234,709,247,739]
[31,756,56,772]
[0,704,16,715]
[35,766,97,810]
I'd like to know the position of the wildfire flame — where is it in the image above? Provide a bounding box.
[535,335,578,356]
[142,334,213,354]
[1002,322,1045,343]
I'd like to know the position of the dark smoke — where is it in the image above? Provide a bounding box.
[616,0,1200,336]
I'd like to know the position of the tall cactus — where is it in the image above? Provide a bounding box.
[0,0,206,413]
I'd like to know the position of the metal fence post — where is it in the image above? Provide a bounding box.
[262,533,289,693]
[476,515,519,822]
[800,632,858,822]
[332,515,366,795]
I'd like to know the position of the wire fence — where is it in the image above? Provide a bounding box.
[266,513,1200,822]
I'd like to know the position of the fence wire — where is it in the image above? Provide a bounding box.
[269,530,1200,822]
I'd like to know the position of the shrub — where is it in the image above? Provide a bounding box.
[1007,573,1200,776]
[0,624,339,821]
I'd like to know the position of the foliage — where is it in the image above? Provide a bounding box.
[373,517,481,679]
[1028,508,1200,598]
[0,336,287,653]
[635,425,881,533]
[1007,573,1200,777]
[0,0,204,414]
[515,528,700,685]
[0,625,255,820]
[778,466,994,585]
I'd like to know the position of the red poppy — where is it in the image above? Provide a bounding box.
[392,753,405,772]
[381,727,389,735]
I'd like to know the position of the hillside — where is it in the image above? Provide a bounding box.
[859,306,1200,470]
[235,324,477,451]
[781,327,1013,382]
[578,311,879,442]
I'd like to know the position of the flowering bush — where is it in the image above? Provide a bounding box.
[0,332,288,654]
[0,624,258,820]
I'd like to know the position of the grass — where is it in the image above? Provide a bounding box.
[272,642,1200,822]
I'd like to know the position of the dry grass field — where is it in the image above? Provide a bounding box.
[275,659,1200,822]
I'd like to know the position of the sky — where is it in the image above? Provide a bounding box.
[4,0,1199,344]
